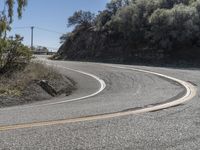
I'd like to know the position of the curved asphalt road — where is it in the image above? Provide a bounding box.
[0,56,199,150]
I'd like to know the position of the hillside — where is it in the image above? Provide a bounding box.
[54,0,200,65]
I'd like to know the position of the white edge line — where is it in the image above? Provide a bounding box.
[1,62,196,113]
[0,63,197,131]
[103,64,197,113]
[43,64,107,105]
[0,62,106,110]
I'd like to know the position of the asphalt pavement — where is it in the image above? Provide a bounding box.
[0,56,199,150]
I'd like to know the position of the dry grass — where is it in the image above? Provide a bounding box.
[0,62,62,97]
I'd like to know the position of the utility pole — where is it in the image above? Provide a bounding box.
[31,26,34,50]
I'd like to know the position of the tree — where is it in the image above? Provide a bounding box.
[0,0,27,37]
[0,35,32,74]
[58,0,200,63]
[148,9,173,49]
[94,10,113,31]
[108,5,135,38]
[148,4,199,50]
[160,0,192,9]
[94,0,131,31]
[0,0,29,73]
[68,10,95,27]
[106,0,130,14]
[60,32,73,44]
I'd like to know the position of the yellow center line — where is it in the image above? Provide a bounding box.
[0,65,197,132]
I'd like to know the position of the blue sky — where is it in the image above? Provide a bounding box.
[7,0,109,51]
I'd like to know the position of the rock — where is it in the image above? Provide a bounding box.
[38,80,57,97]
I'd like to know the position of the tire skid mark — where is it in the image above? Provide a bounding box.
[0,63,197,132]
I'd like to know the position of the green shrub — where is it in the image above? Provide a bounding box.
[0,35,32,74]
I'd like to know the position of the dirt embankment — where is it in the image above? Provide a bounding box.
[0,62,76,108]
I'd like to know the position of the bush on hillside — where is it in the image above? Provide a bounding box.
[56,0,200,64]
[0,35,32,74]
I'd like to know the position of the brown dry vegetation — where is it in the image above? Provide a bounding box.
[0,62,76,107]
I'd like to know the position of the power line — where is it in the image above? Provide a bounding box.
[35,26,63,35]
[12,26,64,35]
[10,26,63,51]
[13,26,31,29]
